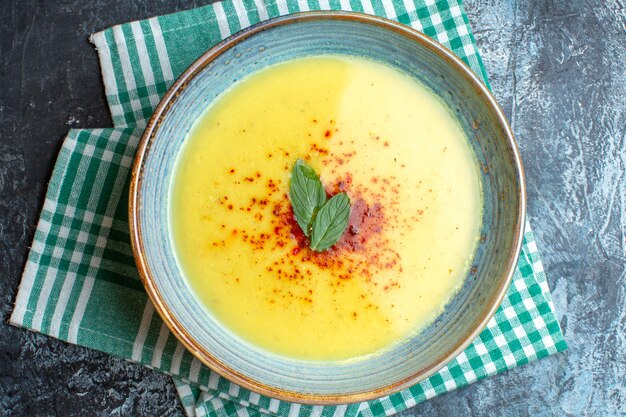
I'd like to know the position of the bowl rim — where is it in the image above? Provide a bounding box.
[129,11,526,405]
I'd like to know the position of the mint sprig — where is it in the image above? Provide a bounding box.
[289,159,351,251]
[289,159,327,237]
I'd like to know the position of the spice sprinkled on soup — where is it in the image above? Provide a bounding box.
[171,56,482,360]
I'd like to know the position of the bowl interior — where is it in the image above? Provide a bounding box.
[134,14,523,402]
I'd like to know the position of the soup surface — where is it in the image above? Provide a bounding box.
[171,56,482,360]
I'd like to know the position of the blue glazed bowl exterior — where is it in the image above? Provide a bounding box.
[129,12,525,404]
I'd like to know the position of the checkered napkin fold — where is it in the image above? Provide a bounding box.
[9,1,566,416]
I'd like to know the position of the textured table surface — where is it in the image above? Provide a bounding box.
[1,1,624,416]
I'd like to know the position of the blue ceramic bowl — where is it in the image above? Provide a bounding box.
[130,12,525,404]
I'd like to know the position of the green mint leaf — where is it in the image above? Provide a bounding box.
[310,193,351,252]
[289,159,327,237]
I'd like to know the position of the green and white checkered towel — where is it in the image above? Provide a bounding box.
[9,1,567,416]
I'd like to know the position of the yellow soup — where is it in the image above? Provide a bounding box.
[171,56,482,361]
